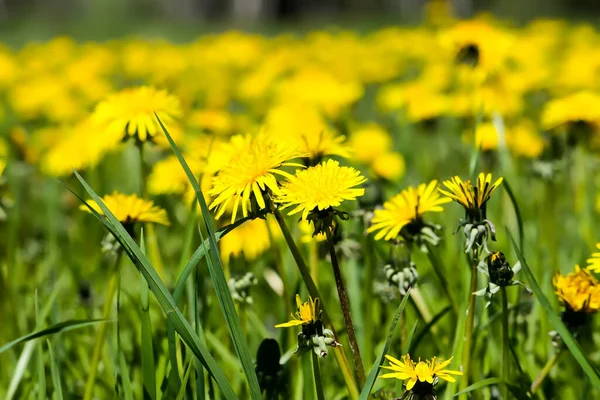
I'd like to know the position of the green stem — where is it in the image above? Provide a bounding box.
[459,252,478,397]
[363,234,375,367]
[500,286,510,400]
[312,352,325,400]
[271,206,359,400]
[531,349,564,394]
[83,251,123,400]
[325,229,366,386]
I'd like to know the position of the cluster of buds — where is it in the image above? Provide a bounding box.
[228,272,258,305]
[474,252,528,307]
[384,259,419,296]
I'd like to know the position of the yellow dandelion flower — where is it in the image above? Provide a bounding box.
[553,266,600,313]
[209,133,304,223]
[80,191,170,226]
[368,180,451,241]
[277,159,367,221]
[541,91,600,132]
[91,86,182,142]
[275,294,319,328]
[439,173,503,214]
[349,123,392,164]
[371,152,405,181]
[587,243,600,273]
[380,354,462,391]
[220,218,277,262]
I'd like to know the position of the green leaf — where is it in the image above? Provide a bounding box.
[140,234,156,400]
[176,360,194,400]
[156,114,262,400]
[118,350,134,400]
[503,179,524,252]
[46,340,63,400]
[454,377,502,397]
[507,230,600,390]
[403,321,418,355]
[70,172,239,399]
[359,291,411,400]
[0,319,110,354]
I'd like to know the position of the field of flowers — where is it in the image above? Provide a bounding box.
[1,10,600,400]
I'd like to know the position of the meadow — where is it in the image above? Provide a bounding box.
[1,9,600,400]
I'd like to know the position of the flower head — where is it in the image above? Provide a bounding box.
[553,265,600,314]
[439,173,503,220]
[276,159,366,222]
[368,180,450,241]
[209,133,304,223]
[275,294,319,328]
[92,86,182,142]
[80,191,170,226]
[587,243,600,273]
[380,354,462,392]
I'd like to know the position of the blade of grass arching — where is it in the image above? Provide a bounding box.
[165,324,181,398]
[0,319,110,353]
[446,284,468,400]
[69,175,239,400]
[157,114,262,399]
[140,234,157,400]
[35,292,46,400]
[194,262,206,400]
[503,179,524,252]
[409,306,451,354]
[453,377,503,397]
[118,350,134,400]
[46,340,63,400]
[176,360,194,400]
[6,341,35,400]
[359,291,411,400]
[508,230,600,390]
[402,320,418,355]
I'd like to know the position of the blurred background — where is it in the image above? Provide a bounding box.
[2,0,600,44]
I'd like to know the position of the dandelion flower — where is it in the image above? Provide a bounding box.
[275,294,319,328]
[80,191,170,226]
[553,266,600,314]
[277,159,366,221]
[92,86,182,142]
[380,353,462,392]
[439,173,502,219]
[209,133,304,223]
[587,243,600,273]
[368,180,450,241]
[541,91,600,132]
[220,218,278,262]
[371,152,405,181]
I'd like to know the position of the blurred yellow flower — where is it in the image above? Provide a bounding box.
[188,109,233,135]
[541,91,600,132]
[368,180,450,241]
[371,152,405,181]
[277,159,366,221]
[553,265,600,313]
[349,123,392,164]
[91,86,182,142]
[506,121,545,159]
[472,122,500,151]
[80,191,170,226]
[220,218,275,262]
[586,243,600,273]
[380,353,462,390]
[299,220,327,243]
[209,133,304,223]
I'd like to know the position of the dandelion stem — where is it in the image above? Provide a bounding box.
[326,229,366,386]
[531,349,564,394]
[460,251,478,396]
[500,286,510,400]
[83,251,122,400]
[312,352,325,400]
[272,206,360,399]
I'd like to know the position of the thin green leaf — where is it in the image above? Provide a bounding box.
[35,292,46,400]
[176,360,194,400]
[0,319,110,354]
[70,172,238,400]
[46,340,63,400]
[140,234,156,400]
[118,350,134,400]
[453,377,503,397]
[503,179,524,252]
[156,114,262,400]
[508,230,600,390]
[409,306,451,354]
[359,291,411,400]
[403,321,418,355]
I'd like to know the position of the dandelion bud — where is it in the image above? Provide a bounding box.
[384,260,418,296]
[228,272,258,305]
[487,252,514,286]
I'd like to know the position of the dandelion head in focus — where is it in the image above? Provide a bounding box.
[276,159,366,222]
[92,86,182,143]
[209,133,304,223]
[553,265,600,314]
[439,172,503,221]
[80,191,170,227]
[368,180,450,241]
[275,294,319,328]
[380,353,462,396]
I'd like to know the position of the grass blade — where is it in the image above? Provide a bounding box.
[453,377,502,397]
[140,234,156,400]
[359,290,411,400]
[70,172,239,399]
[176,360,194,400]
[35,292,46,400]
[409,305,451,354]
[46,340,63,400]
[507,230,600,390]
[156,114,262,399]
[118,349,135,400]
[503,179,524,252]
[0,319,110,353]
[402,320,419,355]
